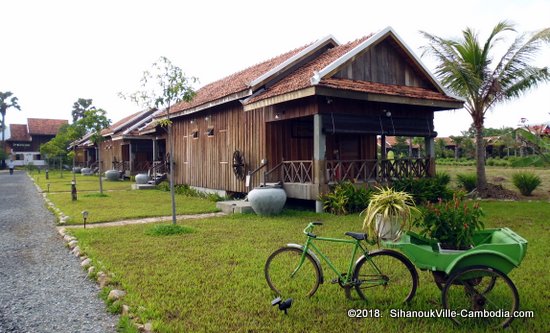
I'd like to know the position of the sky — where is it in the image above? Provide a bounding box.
[1,0,549,137]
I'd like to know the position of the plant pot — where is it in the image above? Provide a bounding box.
[72,167,82,174]
[375,214,402,241]
[135,173,150,184]
[105,169,120,181]
[248,186,287,216]
[81,167,92,175]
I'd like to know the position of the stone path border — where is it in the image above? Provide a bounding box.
[61,212,227,229]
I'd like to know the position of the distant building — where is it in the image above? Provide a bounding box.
[5,118,68,166]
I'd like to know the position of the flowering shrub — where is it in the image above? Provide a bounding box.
[414,195,484,249]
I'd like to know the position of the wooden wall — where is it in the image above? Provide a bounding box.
[171,101,268,193]
[333,38,432,89]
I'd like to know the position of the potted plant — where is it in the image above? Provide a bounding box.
[414,195,484,251]
[362,187,419,242]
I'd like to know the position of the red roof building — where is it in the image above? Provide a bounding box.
[5,118,68,166]
[142,27,463,207]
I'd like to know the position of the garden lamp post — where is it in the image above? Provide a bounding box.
[82,210,88,229]
[71,180,77,201]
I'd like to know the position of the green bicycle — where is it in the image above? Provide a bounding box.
[265,222,418,305]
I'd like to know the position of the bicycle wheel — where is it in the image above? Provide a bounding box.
[442,265,519,328]
[353,249,418,305]
[264,247,321,299]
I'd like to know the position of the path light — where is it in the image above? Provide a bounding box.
[47,183,50,193]
[82,210,89,229]
[271,297,292,315]
[45,169,49,180]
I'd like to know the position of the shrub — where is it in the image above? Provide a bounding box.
[392,173,452,204]
[456,173,477,192]
[512,172,541,196]
[319,181,373,215]
[414,195,484,249]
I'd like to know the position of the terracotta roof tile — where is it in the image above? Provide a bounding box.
[170,43,313,114]
[27,118,68,135]
[245,36,371,104]
[318,78,460,103]
[7,124,30,141]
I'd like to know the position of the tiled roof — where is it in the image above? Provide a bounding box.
[27,118,68,135]
[7,124,30,141]
[101,110,143,136]
[318,78,459,102]
[169,43,313,114]
[245,36,371,104]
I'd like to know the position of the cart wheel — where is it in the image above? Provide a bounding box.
[442,265,519,328]
[433,270,496,292]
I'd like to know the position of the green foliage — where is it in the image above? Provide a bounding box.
[144,224,194,236]
[362,187,419,238]
[392,173,452,204]
[512,172,542,196]
[319,181,372,215]
[71,98,93,123]
[117,316,140,333]
[414,196,484,249]
[70,203,550,332]
[456,173,477,192]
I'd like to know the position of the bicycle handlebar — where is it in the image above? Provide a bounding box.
[304,221,323,237]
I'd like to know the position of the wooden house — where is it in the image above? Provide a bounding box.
[6,118,68,166]
[74,109,159,175]
[142,27,463,209]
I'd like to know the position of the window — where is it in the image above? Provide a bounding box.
[192,130,199,139]
[206,127,214,137]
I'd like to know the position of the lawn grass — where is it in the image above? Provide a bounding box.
[437,165,550,200]
[29,170,132,192]
[71,202,549,332]
[47,189,219,224]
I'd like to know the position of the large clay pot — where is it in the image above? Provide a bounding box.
[248,186,287,216]
[72,167,82,174]
[105,169,120,181]
[81,167,92,175]
[135,173,150,184]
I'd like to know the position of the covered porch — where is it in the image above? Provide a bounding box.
[263,106,436,204]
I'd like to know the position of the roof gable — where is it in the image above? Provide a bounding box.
[313,27,447,94]
[7,124,30,141]
[27,118,68,135]
[102,108,155,137]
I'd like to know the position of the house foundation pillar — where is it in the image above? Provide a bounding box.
[425,136,435,176]
[313,114,326,213]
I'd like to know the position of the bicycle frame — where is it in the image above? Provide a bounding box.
[291,224,369,286]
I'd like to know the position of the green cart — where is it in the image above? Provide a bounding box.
[383,227,528,328]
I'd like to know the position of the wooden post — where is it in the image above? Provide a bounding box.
[313,114,326,213]
[425,136,435,177]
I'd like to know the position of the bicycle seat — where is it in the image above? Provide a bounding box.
[345,232,367,241]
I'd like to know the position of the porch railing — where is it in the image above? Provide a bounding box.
[264,160,314,184]
[265,158,431,184]
[327,158,430,183]
[112,161,129,172]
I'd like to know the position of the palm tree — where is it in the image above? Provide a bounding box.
[0,91,21,168]
[421,21,550,193]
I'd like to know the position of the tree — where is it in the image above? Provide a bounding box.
[71,98,93,123]
[120,56,197,224]
[0,91,21,168]
[421,21,550,194]
[78,108,110,194]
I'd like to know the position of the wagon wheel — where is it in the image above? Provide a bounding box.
[442,266,519,328]
[232,150,246,181]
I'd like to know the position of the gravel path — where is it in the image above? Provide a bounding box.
[0,170,118,333]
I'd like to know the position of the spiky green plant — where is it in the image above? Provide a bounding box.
[361,187,419,241]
